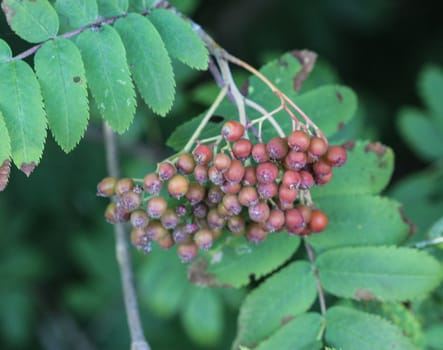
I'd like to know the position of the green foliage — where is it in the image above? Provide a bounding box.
[97,0,128,17]
[76,25,137,132]
[233,262,317,349]
[0,60,46,173]
[192,233,300,288]
[0,38,11,63]
[325,306,417,350]
[115,13,175,116]
[418,65,443,131]
[34,38,89,152]
[317,246,443,301]
[148,9,209,70]
[55,0,98,29]
[0,111,11,164]
[1,0,59,43]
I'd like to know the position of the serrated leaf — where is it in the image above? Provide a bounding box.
[326,306,418,350]
[148,9,208,70]
[233,262,317,349]
[255,313,323,350]
[181,286,223,347]
[1,0,59,43]
[398,107,443,161]
[55,0,98,29]
[35,38,88,152]
[96,0,127,17]
[307,195,409,250]
[317,246,443,302]
[418,64,443,132]
[76,25,136,132]
[0,60,46,174]
[189,233,300,288]
[0,39,12,63]
[115,13,175,116]
[137,249,188,318]
[311,140,394,198]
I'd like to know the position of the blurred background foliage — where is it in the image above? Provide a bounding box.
[1,0,443,349]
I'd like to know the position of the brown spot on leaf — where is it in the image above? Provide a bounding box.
[73,76,81,83]
[291,50,317,91]
[355,288,379,301]
[364,142,387,156]
[337,121,345,131]
[1,2,15,27]
[0,159,11,191]
[342,140,356,151]
[399,207,417,237]
[20,162,36,177]
[336,91,343,102]
[281,315,295,326]
[188,258,232,287]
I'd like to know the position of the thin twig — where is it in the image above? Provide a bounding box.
[304,238,327,317]
[103,123,150,350]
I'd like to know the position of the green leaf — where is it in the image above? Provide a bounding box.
[148,9,208,70]
[0,39,12,63]
[96,0,127,17]
[0,60,47,175]
[424,324,443,350]
[1,0,59,43]
[34,38,89,152]
[0,111,11,162]
[311,140,394,198]
[190,233,300,288]
[76,25,136,132]
[138,249,188,318]
[397,107,443,161]
[418,64,443,132]
[317,246,443,301]
[115,13,175,116]
[255,313,323,350]
[128,0,155,11]
[181,286,223,347]
[326,306,418,350]
[307,195,410,250]
[233,262,317,349]
[55,0,98,29]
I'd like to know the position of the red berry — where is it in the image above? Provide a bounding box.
[194,229,214,250]
[251,143,269,163]
[325,145,347,167]
[160,208,180,229]
[248,201,270,222]
[130,227,148,247]
[232,138,253,160]
[222,194,242,215]
[193,144,213,165]
[105,202,119,224]
[167,174,189,199]
[299,170,314,189]
[120,191,142,211]
[146,221,168,241]
[227,215,246,235]
[130,209,150,228]
[284,150,307,170]
[146,196,167,218]
[185,182,206,205]
[264,209,285,232]
[243,165,257,186]
[177,243,199,262]
[176,153,195,174]
[238,186,259,207]
[308,137,327,159]
[224,159,245,183]
[296,204,312,225]
[192,202,208,219]
[256,162,279,184]
[266,137,289,160]
[285,208,304,232]
[97,176,117,197]
[208,166,224,185]
[173,224,190,244]
[207,208,225,230]
[287,130,310,152]
[143,173,162,195]
[278,185,298,204]
[157,233,174,249]
[246,223,267,243]
[221,181,242,195]
[222,120,245,142]
[207,186,223,205]
[158,162,176,181]
[257,182,278,199]
[309,210,328,232]
[282,170,301,189]
[316,170,333,185]
[214,153,232,173]
[194,164,209,184]
[115,178,135,195]
[313,159,332,177]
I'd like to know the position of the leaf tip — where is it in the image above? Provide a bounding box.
[0,159,11,191]
[20,162,36,177]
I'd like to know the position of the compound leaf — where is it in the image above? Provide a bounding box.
[35,38,89,152]
[55,0,98,29]
[115,13,175,116]
[2,0,59,43]
[96,0,127,17]
[307,195,409,250]
[148,9,208,70]
[0,60,46,175]
[326,306,418,350]
[76,25,136,132]
[233,262,317,349]
[317,246,443,302]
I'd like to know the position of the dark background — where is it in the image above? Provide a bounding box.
[1,0,442,349]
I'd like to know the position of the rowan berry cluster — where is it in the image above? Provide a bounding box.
[97,120,347,262]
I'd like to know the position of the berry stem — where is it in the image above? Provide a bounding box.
[103,123,151,350]
[183,86,228,153]
[245,99,285,138]
[304,239,327,317]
